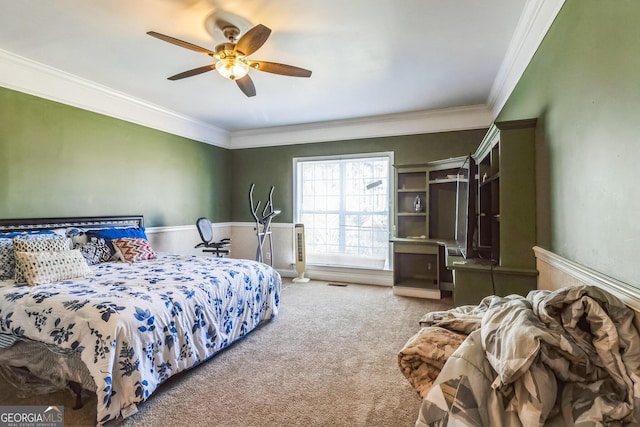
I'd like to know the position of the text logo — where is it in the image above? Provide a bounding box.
[0,405,64,427]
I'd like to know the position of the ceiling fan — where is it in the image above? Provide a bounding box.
[147,23,312,97]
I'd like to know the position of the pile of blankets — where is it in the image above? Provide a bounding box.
[398,285,640,426]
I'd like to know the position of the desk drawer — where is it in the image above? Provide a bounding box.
[393,242,439,255]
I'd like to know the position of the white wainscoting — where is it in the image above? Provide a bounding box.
[534,246,640,312]
[147,222,393,285]
[146,224,231,257]
[146,222,295,275]
[228,222,295,274]
[230,222,393,285]
[152,230,640,293]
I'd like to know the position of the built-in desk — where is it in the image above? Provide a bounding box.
[391,159,464,300]
[390,238,454,299]
[445,253,538,306]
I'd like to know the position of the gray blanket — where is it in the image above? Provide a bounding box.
[417,285,640,426]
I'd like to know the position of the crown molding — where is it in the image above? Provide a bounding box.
[488,0,565,118]
[0,0,563,150]
[0,49,230,148]
[228,104,493,149]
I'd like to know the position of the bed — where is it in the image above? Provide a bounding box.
[0,215,281,425]
[399,248,640,426]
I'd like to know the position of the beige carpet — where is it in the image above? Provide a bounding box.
[0,279,453,426]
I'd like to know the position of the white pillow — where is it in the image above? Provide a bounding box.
[13,235,72,284]
[15,250,92,286]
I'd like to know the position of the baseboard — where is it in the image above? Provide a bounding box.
[533,246,640,312]
[304,265,393,287]
[146,223,231,256]
[277,269,298,278]
[392,286,441,299]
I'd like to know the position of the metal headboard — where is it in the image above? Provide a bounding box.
[0,215,144,233]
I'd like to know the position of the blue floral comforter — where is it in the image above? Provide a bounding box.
[0,253,281,425]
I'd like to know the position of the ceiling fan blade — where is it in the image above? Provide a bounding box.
[236,75,256,97]
[248,61,312,77]
[167,64,217,81]
[235,24,271,56]
[147,31,215,56]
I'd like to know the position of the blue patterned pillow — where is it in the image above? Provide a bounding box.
[65,227,88,246]
[77,237,112,265]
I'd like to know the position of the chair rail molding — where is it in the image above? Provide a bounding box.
[533,246,640,312]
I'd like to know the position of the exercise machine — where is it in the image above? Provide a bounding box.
[249,183,280,265]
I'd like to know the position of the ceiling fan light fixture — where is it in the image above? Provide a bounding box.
[148,23,311,97]
[215,58,249,80]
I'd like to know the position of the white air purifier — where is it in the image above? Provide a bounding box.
[293,223,310,283]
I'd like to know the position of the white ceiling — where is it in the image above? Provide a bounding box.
[0,0,563,148]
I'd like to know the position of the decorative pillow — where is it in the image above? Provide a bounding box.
[85,227,148,242]
[13,235,72,284]
[0,238,15,280]
[78,237,112,265]
[85,227,148,260]
[1,232,59,280]
[14,250,92,286]
[66,227,88,247]
[13,234,72,252]
[111,238,156,262]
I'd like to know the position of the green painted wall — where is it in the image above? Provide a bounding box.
[230,130,485,223]
[498,0,640,286]
[0,87,230,226]
[1,83,482,229]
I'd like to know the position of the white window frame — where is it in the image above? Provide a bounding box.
[293,151,394,270]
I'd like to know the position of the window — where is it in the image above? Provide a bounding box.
[294,153,392,270]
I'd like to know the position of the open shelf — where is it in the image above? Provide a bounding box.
[429,178,458,184]
[392,157,465,299]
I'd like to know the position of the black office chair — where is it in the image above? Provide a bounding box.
[195,217,231,257]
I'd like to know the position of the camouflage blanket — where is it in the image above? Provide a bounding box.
[416,285,640,426]
[397,326,467,398]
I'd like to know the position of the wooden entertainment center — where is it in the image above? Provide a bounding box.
[391,119,538,304]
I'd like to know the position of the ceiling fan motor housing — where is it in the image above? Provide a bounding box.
[215,43,239,59]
